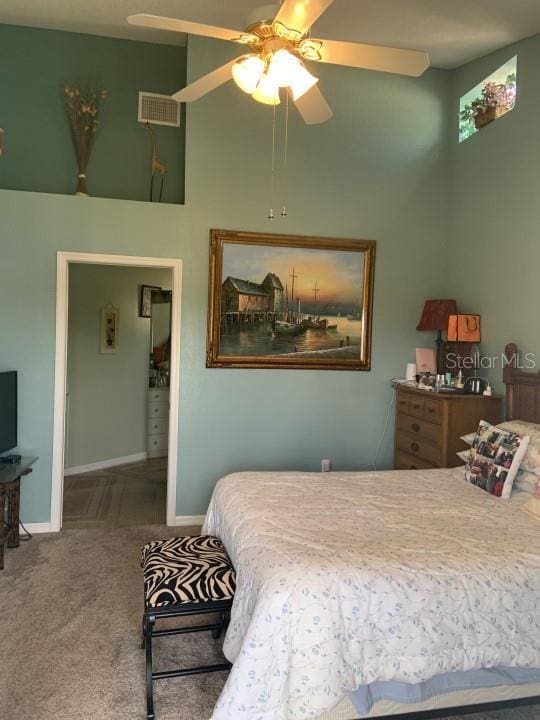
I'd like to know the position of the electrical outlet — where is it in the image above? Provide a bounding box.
[321,459,331,472]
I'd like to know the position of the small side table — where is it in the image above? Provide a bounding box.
[0,457,37,569]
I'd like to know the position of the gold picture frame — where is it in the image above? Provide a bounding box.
[206,229,376,371]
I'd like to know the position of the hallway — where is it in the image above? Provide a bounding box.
[62,458,167,529]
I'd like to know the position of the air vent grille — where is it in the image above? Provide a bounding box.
[138,92,181,127]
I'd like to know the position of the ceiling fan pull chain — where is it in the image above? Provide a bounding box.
[281,91,289,218]
[268,102,277,220]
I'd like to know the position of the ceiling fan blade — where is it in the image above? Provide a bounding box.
[127,14,244,43]
[311,38,430,77]
[273,0,335,36]
[172,59,237,102]
[294,85,333,125]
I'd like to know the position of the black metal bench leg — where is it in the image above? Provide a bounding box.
[212,610,229,640]
[145,615,156,720]
[211,613,223,640]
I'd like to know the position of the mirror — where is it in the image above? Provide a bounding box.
[149,289,172,387]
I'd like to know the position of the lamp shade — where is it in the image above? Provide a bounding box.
[447,314,481,343]
[416,299,458,332]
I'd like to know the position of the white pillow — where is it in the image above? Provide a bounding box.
[521,480,540,520]
[514,470,539,495]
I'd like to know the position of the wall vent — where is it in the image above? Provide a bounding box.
[138,92,181,128]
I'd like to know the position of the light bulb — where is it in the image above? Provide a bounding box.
[252,74,281,106]
[288,63,318,100]
[267,49,318,100]
[267,49,300,87]
[232,54,265,95]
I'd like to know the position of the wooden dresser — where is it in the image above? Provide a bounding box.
[394,385,503,470]
[147,387,169,459]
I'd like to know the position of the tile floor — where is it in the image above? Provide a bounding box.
[62,457,167,528]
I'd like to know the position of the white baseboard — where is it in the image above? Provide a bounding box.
[64,452,148,477]
[22,522,52,534]
[175,515,205,527]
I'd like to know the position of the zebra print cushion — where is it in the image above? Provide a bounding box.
[141,535,236,608]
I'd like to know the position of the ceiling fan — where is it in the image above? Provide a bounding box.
[128,0,430,125]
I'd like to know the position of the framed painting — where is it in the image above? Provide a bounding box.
[206,229,376,370]
[139,285,161,318]
[100,304,119,354]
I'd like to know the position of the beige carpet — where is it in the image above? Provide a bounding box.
[63,458,167,528]
[2,525,540,720]
[2,524,226,720]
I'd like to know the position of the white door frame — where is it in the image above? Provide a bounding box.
[51,251,182,532]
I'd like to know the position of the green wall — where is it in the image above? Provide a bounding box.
[0,24,186,204]
[449,34,540,388]
[66,264,171,469]
[0,33,452,523]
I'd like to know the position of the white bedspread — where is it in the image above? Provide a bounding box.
[202,468,540,720]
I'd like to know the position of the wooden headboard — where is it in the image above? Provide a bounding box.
[503,343,540,421]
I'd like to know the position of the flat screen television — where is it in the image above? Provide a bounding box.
[0,371,17,455]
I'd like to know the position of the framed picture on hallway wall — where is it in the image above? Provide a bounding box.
[206,229,376,371]
[139,284,161,318]
[100,304,119,354]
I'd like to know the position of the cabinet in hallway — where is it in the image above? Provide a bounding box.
[147,387,169,458]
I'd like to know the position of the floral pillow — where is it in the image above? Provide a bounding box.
[465,420,530,499]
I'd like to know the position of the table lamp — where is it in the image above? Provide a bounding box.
[447,314,481,344]
[416,299,458,374]
[447,313,481,379]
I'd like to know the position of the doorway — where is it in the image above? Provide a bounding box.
[51,253,182,532]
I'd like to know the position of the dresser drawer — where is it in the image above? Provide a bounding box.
[396,393,411,415]
[424,398,442,424]
[148,433,168,451]
[395,449,437,471]
[147,417,169,436]
[148,401,168,419]
[396,431,441,465]
[408,395,425,418]
[396,413,441,445]
[396,392,442,424]
[148,388,169,403]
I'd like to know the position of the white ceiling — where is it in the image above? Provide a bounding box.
[1,0,539,69]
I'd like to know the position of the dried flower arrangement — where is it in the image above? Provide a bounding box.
[64,86,108,196]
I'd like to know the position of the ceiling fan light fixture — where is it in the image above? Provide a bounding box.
[252,73,281,105]
[232,54,265,94]
[267,48,300,87]
[266,49,318,100]
[288,63,319,100]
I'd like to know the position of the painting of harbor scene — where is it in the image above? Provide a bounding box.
[207,230,376,370]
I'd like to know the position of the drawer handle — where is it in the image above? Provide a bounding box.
[154,424,159,430]
[153,441,158,446]
[427,407,435,414]
[411,423,420,433]
[410,442,420,452]
[412,403,421,410]
[154,408,159,413]
[410,464,418,470]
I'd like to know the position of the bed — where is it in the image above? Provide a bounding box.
[202,344,540,720]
